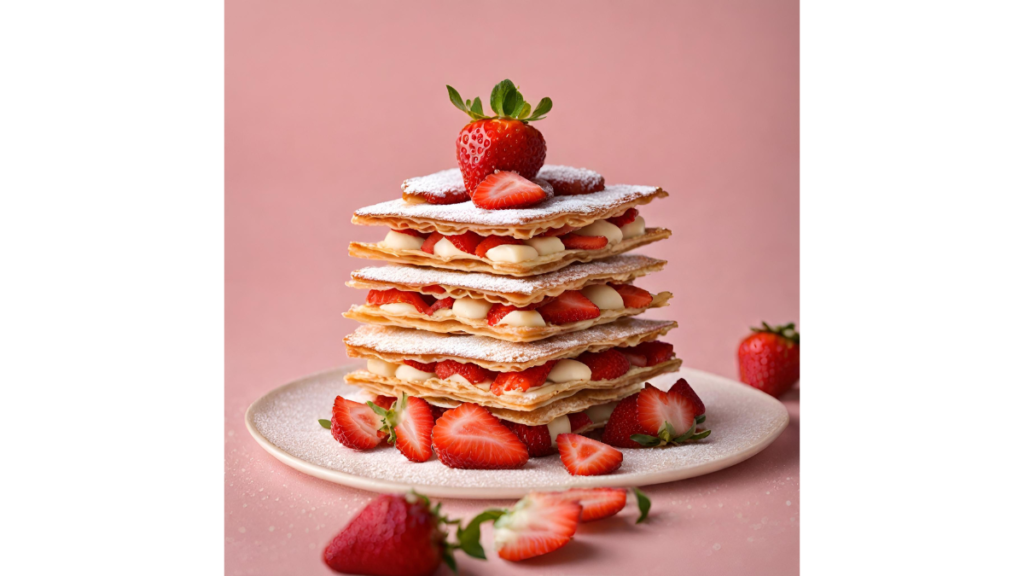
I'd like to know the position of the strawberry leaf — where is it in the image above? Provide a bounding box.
[447,85,468,113]
[441,549,457,572]
[633,487,651,524]
[456,509,506,560]
[502,87,521,119]
[690,429,712,440]
[527,97,552,121]
[695,414,706,425]
[470,97,483,116]
[490,80,515,116]
[318,418,331,429]
[516,101,532,120]
[630,433,663,447]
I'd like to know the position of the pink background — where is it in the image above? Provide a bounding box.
[227,0,798,574]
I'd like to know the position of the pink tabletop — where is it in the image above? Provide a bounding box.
[227,0,798,573]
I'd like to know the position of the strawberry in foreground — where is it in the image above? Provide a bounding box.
[466,492,581,562]
[447,79,551,193]
[471,171,551,210]
[633,383,711,447]
[557,433,623,476]
[370,393,436,462]
[432,402,529,469]
[738,321,800,397]
[541,487,651,523]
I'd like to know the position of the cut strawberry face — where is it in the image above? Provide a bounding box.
[606,208,638,227]
[434,360,494,384]
[490,361,557,395]
[475,235,523,258]
[471,171,550,210]
[544,488,628,522]
[447,231,484,254]
[568,412,592,432]
[371,393,435,462]
[669,378,706,417]
[420,232,444,254]
[631,340,675,365]
[576,349,631,380]
[366,289,432,314]
[536,290,601,325]
[490,493,581,561]
[557,433,623,476]
[560,233,608,250]
[426,297,455,315]
[486,303,520,326]
[431,403,529,469]
[504,421,556,457]
[610,284,653,309]
[403,359,437,372]
[633,383,709,447]
[330,396,384,451]
[619,348,648,367]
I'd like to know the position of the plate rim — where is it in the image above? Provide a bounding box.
[244,364,790,499]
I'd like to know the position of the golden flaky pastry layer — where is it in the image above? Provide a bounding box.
[349,227,671,277]
[347,378,648,426]
[347,254,666,306]
[343,318,677,371]
[352,185,668,239]
[343,291,671,342]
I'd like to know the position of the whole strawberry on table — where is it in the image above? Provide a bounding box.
[737,321,800,397]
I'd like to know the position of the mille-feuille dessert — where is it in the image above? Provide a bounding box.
[327,79,708,473]
[344,254,671,342]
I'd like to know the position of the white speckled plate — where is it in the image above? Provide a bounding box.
[245,365,789,499]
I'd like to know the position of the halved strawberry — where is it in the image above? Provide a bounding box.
[475,235,524,258]
[331,396,384,450]
[434,360,494,384]
[366,289,432,314]
[560,233,608,250]
[491,361,557,395]
[633,383,708,446]
[472,171,550,210]
[403,359,437,373]
[606,208,638,227]
[669,378,706,417]
[486,303,520,326]
[427,297,455,315]
[391,228,427,237]
[446,231,483,254]
[610,284,653,309]
[372,393,435,462]
[543,488,628,522]
[568,412,592,432]
[420,232,443,254]
[489,493,581,561]
[421,284,446,294]
[632,340,675,365]
[540,225,577,237]
[557,433,623,476]
[601,393,645,448]
[504,421,556,457]
[619,348,648,367]
[372,395,397,410]
[431,403,529,469]
[536,290,601,325]
[576,349,631,381]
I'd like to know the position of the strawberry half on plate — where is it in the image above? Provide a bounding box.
[471,171,551,210]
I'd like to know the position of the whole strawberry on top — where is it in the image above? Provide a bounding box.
[737,322,800,397]
[447,79,551,194]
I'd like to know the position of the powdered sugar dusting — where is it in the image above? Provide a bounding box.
[401,168,465,198]
[351,254,664,294]
[345,319,675,363]
[247,367,790,497]
[538,165,603,189]
[355,184,661,226]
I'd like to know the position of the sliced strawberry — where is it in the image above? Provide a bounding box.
[504,421,556,457]
[610,284,653,309]
[568,412,592,432]
[365,289,431,314]
[391,228,427,238]
[491,493,581,561]
[544,488,628,522]
[486,303,520,326]
[560,233,608,250]
[632,340,675,365]
[403,359,437,373]
[447,231,483,254]
[434,360,494,384]
[636,383,698,445]
[330,396,383,450]
[474,235,524,258]
[606,208,638,227]
[619,348,648,368]
[576,349,631,381]
[540,225,577,237]
[431,403,529,469]
[669,378,706,416]
[557,433,623,476]
[421,284,446,294]
[601,393,645,448]
[472,171,550,210]
[420,232,443,254]
[426,297,455,315]
[536,290,601,325]
[389,395,435,462]
[491,361,557,396]
[372,395,397,410]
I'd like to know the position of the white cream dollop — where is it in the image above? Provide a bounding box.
[545,415,572,447]
[547,359,593,383]
[576,219,623,244]
[496,310,546,327]
[619,215,646,239]
[433,237,470,259]
[452,298,492,320]
[524,236,565,256]
[367,359,399,378]
[581,284,624,311]
[381,230,425,251]
[379,302,421,314]
[395,364,435,382]
[584,402,617,425]
[486,244,539,263]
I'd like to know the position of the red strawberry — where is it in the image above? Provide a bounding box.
[486,303,519,326]
[606,208,638,227]
[631,340,675,365]
[330,396,384,451]
[391,228,427,238]
[537,166,605,196]
[420,232,443,255]
[323,493,451,576]
[544,488,628,522]
[619,347,648,368]
[541,224,577,237]
[557,433,623,476]
[426,297,455,315]
[634,383,701,446]
[372,395,397,410]
[560,233,608,250]
[421,284,446,294]
[489,492,580,561]
[375,394,435,463]
[448,80,550,193]
[576,349,631,381]
[610,284,653,309]
[669,378,706,416]
[738,322,800,397]
[429,405,449,422]
[471,171,550,210]
[474,235,524,258]
[446,231,483,254]
[434,360,494,384]
[366,289,432,315]
[431,403,529,469]
[568,412,592,432]
[491,361,557,395]
[536,290,601,325]
[504,421,556,457]
[601,393,645,448]
[403,360,437,373]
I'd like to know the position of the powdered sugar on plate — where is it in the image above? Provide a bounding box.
[350,254,665,294]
